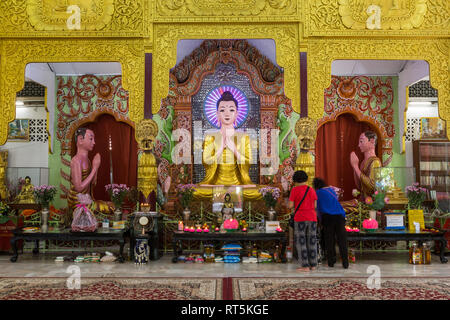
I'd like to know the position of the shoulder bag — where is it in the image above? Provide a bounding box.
[289,186,310,228]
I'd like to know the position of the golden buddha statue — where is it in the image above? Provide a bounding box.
[16,176,36,204]
[294,117,317,186]
[221,193,235,220]
[194,91,262,200]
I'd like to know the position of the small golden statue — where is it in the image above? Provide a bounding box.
[294,117,317,185]
[16,176,36,204]
[385,181,409,205]
[295,117,317,150]
[221,193,235,221]
[136,119,158,201]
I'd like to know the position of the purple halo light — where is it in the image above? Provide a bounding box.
[204,86,249,129]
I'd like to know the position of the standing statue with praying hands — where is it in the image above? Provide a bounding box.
[342,130,382,214]
[350,131,381,200]
[68,127,113,216]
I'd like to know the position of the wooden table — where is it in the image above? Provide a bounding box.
[346,229,448,263]
[172,230,288,263]
[10,227,128,262]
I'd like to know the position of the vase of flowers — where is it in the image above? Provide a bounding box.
[259,186,281,220]
[33,185,57,231]
[176,184,196,223]
[105,184,130,221]
[364,191,389,211]
[406,183,428,210]
[362,190,389,229]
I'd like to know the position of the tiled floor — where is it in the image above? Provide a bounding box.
[0,249,448,279]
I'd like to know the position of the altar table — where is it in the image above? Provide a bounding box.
[10,227,128,263]
[172,230,288,263]
[346,230,448,263]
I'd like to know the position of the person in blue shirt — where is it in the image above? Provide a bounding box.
[313,177,349,269]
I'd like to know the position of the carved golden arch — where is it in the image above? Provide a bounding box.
[171,40,285,103]
[152,23,299,116]
[0,39,144,145]
[307,39,450,140]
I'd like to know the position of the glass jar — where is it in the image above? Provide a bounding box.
[273,245,280,263]
[286,246,293,263]
[409,241,422,265]
[422,242,431,264]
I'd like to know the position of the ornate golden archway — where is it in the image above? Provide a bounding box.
[0,39,144,145]
[152,23,299,115]
[307,39,449,137]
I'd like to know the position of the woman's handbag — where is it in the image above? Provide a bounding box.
[289,187,310,228]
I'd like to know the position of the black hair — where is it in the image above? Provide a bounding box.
[363,130,377,146]
[292,170,308,183]
[224,193,231,200]
[75,127,89,141]
[313,177,327,190]
[216,91,238,110]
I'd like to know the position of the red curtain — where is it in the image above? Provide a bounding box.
[315,113,380,201]
[72,114,138,201]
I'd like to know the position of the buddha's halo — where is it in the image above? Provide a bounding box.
[203,85,249,129]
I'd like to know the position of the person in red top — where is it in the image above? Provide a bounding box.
[288,170,318,272]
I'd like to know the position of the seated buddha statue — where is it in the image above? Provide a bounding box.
[221,193,235,221]
[16,176,36,204]
[194,91,262,200]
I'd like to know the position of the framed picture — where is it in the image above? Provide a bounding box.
[420,117,447,140]
[7,119,29,141]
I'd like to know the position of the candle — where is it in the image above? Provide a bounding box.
[178,221,184,231]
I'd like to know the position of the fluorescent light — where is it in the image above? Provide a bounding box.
[15,101,24,106]
[409,101,433,105]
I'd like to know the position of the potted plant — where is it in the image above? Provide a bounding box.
[176,184,196,223]
[405,183,428,231]
[258,186,281,221]
[406,183,428,210]
[33,185,57,231]
[361,191,389,231]
[105,184,130,221]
